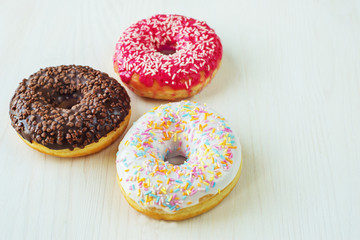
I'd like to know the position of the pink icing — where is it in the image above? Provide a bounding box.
[113,14,223,90]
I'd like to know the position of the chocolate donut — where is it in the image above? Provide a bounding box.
[9,65,131,157]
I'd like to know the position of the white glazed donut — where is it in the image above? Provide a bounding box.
[116,101,242,220]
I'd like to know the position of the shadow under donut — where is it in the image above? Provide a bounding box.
[193,51,238,101]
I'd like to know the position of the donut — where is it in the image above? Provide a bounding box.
[116,101,241,220]
[113,14,223,100]
[9,65,131,158]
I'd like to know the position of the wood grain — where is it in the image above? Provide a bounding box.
[1,0,360,239]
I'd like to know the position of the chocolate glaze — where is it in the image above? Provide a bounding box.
[9,65,131,150]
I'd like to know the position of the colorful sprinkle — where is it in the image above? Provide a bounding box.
[116,101,240,212]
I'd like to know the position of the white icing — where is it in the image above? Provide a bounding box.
[116,101,241,213]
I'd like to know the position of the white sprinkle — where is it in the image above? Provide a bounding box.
[184,81,189,89]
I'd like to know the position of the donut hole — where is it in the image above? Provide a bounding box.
[53,92,82,109]
[57,98,80,109]
[164,151,187,166]
[156,42,177,55]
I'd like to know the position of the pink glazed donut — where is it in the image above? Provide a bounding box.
[113,14,223,100]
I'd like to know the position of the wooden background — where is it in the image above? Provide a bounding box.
[1,0,359,239]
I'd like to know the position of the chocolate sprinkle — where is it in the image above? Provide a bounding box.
[9,65,131,150]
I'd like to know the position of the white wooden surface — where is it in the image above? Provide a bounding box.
[1,0,360,239]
